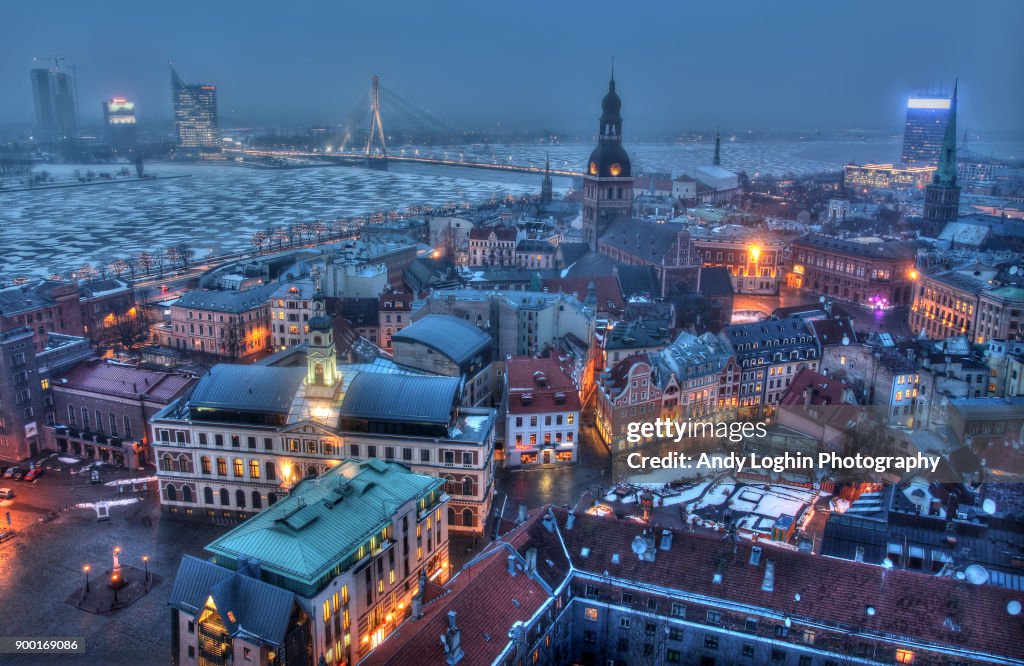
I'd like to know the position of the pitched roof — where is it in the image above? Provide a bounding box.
[698,266,734,297]
[599,217,682,265]
[393,314,491,364]
[792,233,920,261]
[173,283,279,314]
[505,356,581,414]
[189,365,305,414]
[542,275,624,312]
[57,359,194,403]
[169,555,297,647]
[340,373,460,425]
[206,460,443,586]
[554,507,1023,662]
[778,368,851,407]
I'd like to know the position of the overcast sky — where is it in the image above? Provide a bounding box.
[2,0,1021,134]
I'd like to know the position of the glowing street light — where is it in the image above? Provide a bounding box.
[83,564,91,593]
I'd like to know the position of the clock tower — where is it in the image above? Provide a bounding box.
[583,68,633,251]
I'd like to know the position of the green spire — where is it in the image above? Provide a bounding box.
[713,127,721,166]
[935,80,958,186]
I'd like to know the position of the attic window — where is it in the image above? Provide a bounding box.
[554,392,567,404]
[581,547,590,558]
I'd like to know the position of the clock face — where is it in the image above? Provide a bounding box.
[609,163,622,176]
[589,161,598,175]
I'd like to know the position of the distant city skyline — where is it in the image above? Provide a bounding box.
[1,0,1022,134]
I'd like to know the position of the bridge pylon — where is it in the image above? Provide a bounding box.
[365,75,388,170]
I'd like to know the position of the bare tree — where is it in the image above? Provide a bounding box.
[100,299,151,352]
[272,227,290,250]
[311,220,328,243]
[251,230,268,254]
[108,259,129,279]
[77,263,97,284]
[137,251,155,276]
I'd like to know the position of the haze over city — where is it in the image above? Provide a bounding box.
[2,0,1023,133]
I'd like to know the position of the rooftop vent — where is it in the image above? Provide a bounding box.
[761,560,776,592]
[749,545,762,566]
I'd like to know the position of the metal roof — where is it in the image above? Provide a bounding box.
[189,365,305,414]
[392,314,490,365]
[168,555,295,645]
[205,460,443,586]
[173,283,279,314]
[340,373,460,424]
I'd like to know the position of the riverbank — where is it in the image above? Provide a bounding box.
[0,173,191,194]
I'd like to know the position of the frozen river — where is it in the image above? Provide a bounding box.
[1,138,1020,280]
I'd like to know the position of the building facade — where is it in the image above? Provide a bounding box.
[503,357,580,466]
[30,65,77,141]
[102,97,137,154]
[165,285,275,359]
[902,95,952,166]
[171,65,220,151]
[788,234,919,308]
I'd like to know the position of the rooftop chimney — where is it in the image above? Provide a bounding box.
[761,560,776,592]
[440,611,464,665]
[525,547,538,574]
[659,529,673,551]
[517,503,528,524]
[542,509,555,533]
[566,511,576,530]
[507,554,517,577]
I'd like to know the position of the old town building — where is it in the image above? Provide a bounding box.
[503,357,580,466]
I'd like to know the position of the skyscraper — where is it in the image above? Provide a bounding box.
[921,82,960,237]
[901,94,952,166]
[582,68,633,251]
[102,97,137,155]
[170,65,220,151]
[30,65,77,141]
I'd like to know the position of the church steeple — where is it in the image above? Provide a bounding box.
[540,151,553,205]
[305,270,339,392]
[713,127,721,166]
[583,64,634,251]
[934,80,958,187]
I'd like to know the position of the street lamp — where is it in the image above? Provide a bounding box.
[83,564,91,594]
[143,555,150,583]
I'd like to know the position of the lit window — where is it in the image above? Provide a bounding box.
[896,649,915,664]
[584,607,599,621]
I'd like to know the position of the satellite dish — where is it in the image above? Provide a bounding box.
[794,593,801,602]
[866,606,876,616]
[1009,600,1022,616]
[955,571,966,581]
[982,498,997,515]
[1010,266,1019,275]
[784,617,792,628]
[631,535,648,557]
[882,557,894,569]
[965,565,989,585]
[841,334,850,346]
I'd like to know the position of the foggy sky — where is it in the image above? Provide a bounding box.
[2,0,1022,134]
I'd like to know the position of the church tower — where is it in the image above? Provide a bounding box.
[922,81,960,237]
[305,274,340,397]
[713,127,721,166]
[582,66,633,251]
[540,152,553,205]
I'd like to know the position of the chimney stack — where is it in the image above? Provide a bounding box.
[659,529,673,551]
[517,503,528,524]
[525,547,538,574]
[761,560,776,592]
[507,554,517,577]
[440,611,464,665]
[566,511,576,530]
[542,509,555,533]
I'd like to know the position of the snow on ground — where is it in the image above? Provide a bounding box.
[105,476,158,486]
[692,479,736,509]
[58,457,79,464]
[74,498,141,509]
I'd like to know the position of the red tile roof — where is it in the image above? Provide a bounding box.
[506,357,581,414]
[554,507,1024,662]
[542,275,624,312]
[56,359,195,403]
[778,368,851,407]
[363,543,549,665]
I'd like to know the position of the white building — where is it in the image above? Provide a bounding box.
[503,356,580,466]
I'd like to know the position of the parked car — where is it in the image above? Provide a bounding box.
[24,468,44,482]
[2,467,16,479]
[0,487,14,499]
[11,469,26,481]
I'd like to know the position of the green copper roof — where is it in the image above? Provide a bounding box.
[205,459,443,587]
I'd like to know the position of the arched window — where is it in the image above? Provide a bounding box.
[182,485,193,503]
[268,492,278,506]
[95,410,103,433]
[462,476,474,497]
[81,407,90,431]
[462,508,474,528]
[443,475,457,495]
[165,484,177,502]
[236,489,246,508]
[448,507,456,526]
[249,460,260,479]
[204,487,214,504]
[109,412,118,437]
[306,464,318,478]
[178,455,192,473]
[162,453,174,472]
[67,404,77,425]
[123,415,132,438]
[220,488,229,506]
[265,462,276,481]
[252,491,262,510]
